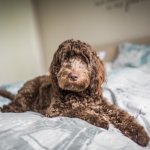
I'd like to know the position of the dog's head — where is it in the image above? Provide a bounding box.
[50,39,105,96]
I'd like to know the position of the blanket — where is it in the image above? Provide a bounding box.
[0,64,150,150]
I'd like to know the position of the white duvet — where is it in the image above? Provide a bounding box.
[0,64,150,150]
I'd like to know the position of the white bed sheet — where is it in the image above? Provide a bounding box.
[0,63,150,150]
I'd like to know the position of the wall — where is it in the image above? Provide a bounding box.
[36,0,150,67]
[0,0,45,84]
[0,0,150,84]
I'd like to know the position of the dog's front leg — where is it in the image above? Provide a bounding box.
[63,108,109,129]
[105,104,149,147]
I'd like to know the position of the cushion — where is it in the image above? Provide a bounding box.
[112,43,150,68]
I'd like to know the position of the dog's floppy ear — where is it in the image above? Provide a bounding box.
[49,51,60,90]
[49,40,72,90]
[97,58,105,94]
[49,39,73,75]
[89,51,105,96]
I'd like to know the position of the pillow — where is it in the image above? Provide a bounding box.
[97,50,106,61]
[112,43,150,68]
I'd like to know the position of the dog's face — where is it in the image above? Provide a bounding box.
[50,39,105,96]
[57,56,90,92]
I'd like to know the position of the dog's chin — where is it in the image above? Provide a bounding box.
[58,81,89,92]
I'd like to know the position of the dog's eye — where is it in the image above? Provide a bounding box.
[62,62,71,68]
[63,53,67,58]
[70,51,75,56]
[65,64,71,68]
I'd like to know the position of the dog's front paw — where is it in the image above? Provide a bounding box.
[45,110,61,118]
[135,128,149,147]
[124,126,150,147]
[45,113,51,117]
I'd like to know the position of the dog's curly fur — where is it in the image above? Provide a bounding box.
[0,39,149,146]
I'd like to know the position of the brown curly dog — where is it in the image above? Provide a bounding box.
[0,39,149,147]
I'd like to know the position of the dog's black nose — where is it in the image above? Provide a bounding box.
[68,73,78,81]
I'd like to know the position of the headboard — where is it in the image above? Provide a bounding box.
[95,36,150,62]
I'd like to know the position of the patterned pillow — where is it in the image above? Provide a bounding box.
[112,43,150,68]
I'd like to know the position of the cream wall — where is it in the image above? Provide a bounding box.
[0,0,150,84]
[0,0,45,84]
[36,0,150,67]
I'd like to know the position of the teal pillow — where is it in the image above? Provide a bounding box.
[113,43,150,68]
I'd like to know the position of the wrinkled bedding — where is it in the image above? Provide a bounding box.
[0,64,150,150]
[0,40,150,150]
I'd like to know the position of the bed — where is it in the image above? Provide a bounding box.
[0,38,150,150]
